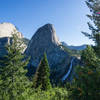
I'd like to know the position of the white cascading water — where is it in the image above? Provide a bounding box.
[62,57,75,82]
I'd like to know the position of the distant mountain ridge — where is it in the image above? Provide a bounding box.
[61,42,86,50]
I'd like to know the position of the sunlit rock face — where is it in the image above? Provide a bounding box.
[0,22,25,57]
[25,24,71,79]
[25,24,61,60]
[0,23,23,38]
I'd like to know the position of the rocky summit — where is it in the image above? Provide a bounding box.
[25,24,71,79]
[0,23,23,38]
[0,23,24,57]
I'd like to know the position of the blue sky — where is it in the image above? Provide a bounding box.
[0,0,94,46]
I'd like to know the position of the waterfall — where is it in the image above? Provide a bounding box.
[62,57,75,82]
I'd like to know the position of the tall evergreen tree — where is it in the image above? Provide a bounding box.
[68,1,100,99]
[81,45,98,69]
[0,31,30,100]
[69,46,100,100]
[33,53,51,91]
[82,0,100,57]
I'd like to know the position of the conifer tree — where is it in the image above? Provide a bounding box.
[68,1,100,99]
[0,31,30,100]
[33,53,51,91]
[81,45,98,69]
[82,0,100,57]
[69,46,100,100]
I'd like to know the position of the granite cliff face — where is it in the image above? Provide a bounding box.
[0,23,23,38]
[25,24,71,79]
[25,24,61,58]
[0,23,24,57]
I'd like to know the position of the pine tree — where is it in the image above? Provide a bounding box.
[81,45,98,69]
[69,1,100,99]
[33,53,51,91]
[69,46,100,100]
[82,0,100,57]
[0,31,31,100]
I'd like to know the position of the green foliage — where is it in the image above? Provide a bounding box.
[69,1,100,99]
[0,31,68,100]
[69,46,100,100]
[0,31,32,100]
[61,45,72,56]
[33,53,51,90]
[61,45,81,57]
[82,0,100,57]
[81,45,99,68]
[29,88,68,100]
